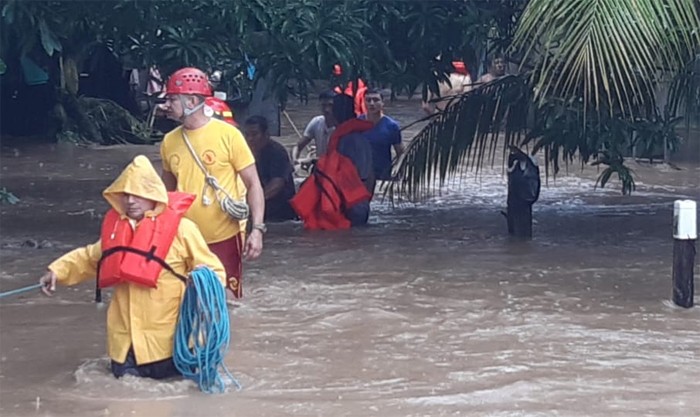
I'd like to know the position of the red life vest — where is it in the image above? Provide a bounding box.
[97,192,194,289]
[290,119,373,230]
[205,96,237,126]
[452,61,469,76]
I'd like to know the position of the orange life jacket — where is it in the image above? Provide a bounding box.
[334,79,367,116]
[290,119,373,230]
[97,192,194,288]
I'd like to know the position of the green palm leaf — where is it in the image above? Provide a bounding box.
[389,75,530,201]
[512,0,700,118]
[391,0,699,200]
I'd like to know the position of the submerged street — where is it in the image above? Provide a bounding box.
[1,99,699,417]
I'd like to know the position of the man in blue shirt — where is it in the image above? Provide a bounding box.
[359,88,405,180]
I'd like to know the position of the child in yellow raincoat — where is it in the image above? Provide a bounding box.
[39,155,226,379]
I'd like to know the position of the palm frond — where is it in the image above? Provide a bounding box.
[667,56,700,124]
[388,75,530,201]
[512,0,700,118]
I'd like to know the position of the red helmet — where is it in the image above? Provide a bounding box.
[165,67,212,96]
[332,64,343,76]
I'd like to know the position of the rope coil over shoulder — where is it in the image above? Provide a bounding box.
[181,130,249,221]
[174,266,241,393]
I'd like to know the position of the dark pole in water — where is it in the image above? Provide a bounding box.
[505,147,541,240]
[507,191,534,238]
[672,200,696,308]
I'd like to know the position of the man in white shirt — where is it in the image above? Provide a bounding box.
[292,90,337,162]
[421,60,473,115]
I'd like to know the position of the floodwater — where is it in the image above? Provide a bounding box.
[1,97,699,417]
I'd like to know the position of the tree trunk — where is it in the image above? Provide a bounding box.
[55,88,104,144]
[62,56,80,96]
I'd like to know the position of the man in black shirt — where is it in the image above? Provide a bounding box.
[243,116,297,222]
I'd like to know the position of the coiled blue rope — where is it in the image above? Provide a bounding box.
[174,266,241,393]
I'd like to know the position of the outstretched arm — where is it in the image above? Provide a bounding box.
[293,136,313,161]
[41,241,102,295]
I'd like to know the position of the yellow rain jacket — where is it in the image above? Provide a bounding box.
[49,155,226,365]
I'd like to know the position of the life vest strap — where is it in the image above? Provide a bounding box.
[313,167,345,211]
[94,246,188,303]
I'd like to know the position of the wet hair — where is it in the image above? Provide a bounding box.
[490,53,506,64]
[244,115,269,133]
[319,90,337,101]
[332,94,355,124]
[365,88,382,98]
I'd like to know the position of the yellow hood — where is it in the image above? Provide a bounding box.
[103,155,168,216]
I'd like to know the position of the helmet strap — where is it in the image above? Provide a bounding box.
[179,95,208,119]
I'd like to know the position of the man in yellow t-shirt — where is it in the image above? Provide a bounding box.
[159,67,265,299]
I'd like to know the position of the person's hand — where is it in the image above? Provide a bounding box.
[39,270,57,296]
[243,229,263,260]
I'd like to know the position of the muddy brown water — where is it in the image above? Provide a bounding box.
[1,98,699,417]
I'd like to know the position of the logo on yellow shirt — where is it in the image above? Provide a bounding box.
[202,150,217,165]
[169,154,181,171]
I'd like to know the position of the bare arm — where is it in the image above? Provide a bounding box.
[263,177,286,201]
[161,169,177,191]
[392,121,405,165]
[476,74,494,85]
[293,136,313,160]
[421,90,436,115]
[238,164,265,260]
[41,241,102,295]
[393,142,405,160]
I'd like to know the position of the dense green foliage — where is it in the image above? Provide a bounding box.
[1,0,523,101]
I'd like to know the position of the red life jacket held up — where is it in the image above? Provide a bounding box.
[290,119,373,230]
[98,192,195,288]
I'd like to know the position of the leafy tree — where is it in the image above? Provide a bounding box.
[2,0,517,128]
[2,0,697,195]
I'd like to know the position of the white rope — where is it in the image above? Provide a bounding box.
[181,130,249,220]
